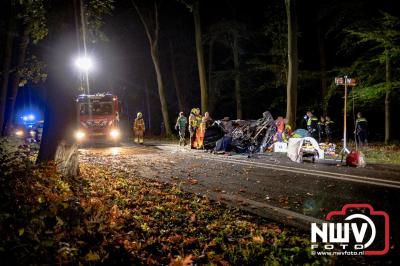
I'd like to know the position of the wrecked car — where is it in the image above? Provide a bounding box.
[204,111,277,154]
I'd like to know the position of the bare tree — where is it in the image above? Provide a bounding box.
[178,0,208,113]
[0,3,15,135]
[207,36,216,114]
[207,20,246,119]
[131,0,172,136]
[232,33,242,119]
[5,28,30,134]
[285,0,298,128]
[193,1,208,113]
[169,40,185,112]
[317,25,328,115]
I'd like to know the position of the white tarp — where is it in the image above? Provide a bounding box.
[287,137,324,163]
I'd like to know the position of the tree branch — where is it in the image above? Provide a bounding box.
[154,1,159,43]
[131,0,153,43]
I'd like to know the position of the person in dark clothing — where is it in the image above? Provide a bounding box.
[355,112,368,146]
[175,112,188,146]
[203,112,213,128]
[324,116,335,143]
[318,116,326,143]
[305,111,318,139]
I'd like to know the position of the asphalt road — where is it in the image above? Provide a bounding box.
[79,141,400,259]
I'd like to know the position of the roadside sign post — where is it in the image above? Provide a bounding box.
[335,76,356,160]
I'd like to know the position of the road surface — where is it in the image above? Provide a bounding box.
[79,141,400,257]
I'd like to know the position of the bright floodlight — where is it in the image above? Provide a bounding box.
[74,56,93,71]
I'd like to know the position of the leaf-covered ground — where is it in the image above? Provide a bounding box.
[362,144,400,164]
[0,138,334,265]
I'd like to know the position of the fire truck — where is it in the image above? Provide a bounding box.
[74,93,121,142]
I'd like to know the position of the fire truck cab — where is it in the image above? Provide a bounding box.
[74,93,121,142]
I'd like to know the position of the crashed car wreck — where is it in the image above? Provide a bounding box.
[203,111,277,154]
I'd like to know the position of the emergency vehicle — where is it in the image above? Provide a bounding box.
[74,93,121,142]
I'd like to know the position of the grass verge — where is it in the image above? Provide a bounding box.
[361,144,400,164]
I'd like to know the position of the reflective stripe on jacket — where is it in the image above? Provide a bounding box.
[134,118,145,131]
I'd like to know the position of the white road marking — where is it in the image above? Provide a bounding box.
[186,153,400,189]
[219,156,400,184]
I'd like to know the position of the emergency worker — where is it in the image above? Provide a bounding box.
[175,112,187,146]
[188,108,200,148]
[305,111,318,139]
[134,112,145,144]
[355,112,368,146]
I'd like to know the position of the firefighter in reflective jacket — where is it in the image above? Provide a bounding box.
[355,112,368,146]
[306,111,318,139]
[188,108,200,148]
[134,112,145,144]
[194,116,206,149]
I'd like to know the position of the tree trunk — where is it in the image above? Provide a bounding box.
[37,2,77,163]
[0,6,15,135]
[150,43,172,136]
[208,38,215,114]
[317,25,328,115]
[144,79,152,133]
[385,52,391,144]
[232,35,242,119]
[169,40,185,112]
[4,28,30,134]
[193,1,208,113]
[132,0,172,136]
[285,0,298,128]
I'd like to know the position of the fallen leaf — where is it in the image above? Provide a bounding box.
[253,235,264,244]
[85,250,100,261]
[187,178,198,185]
[169,254,194,266]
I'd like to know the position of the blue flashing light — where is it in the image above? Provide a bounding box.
[20,113,37,125]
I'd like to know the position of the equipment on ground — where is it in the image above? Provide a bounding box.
[274,142,288,153]
[287,137,324,163]
[346,150,366,167]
